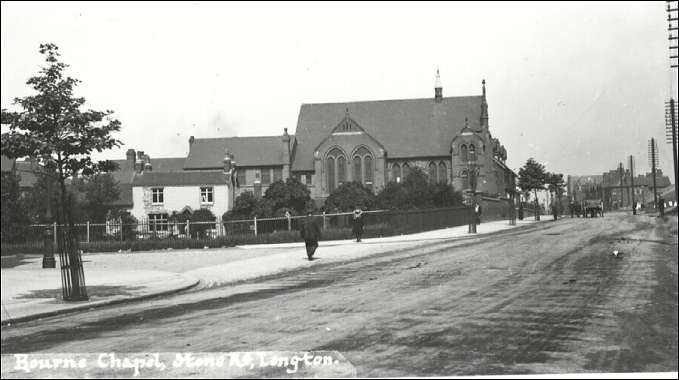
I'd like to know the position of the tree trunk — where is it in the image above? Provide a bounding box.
[57,160,87,301]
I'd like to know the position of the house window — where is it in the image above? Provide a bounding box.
[273,167,282,182]
[469,144,476,161]
[353,156,362,183]
[261,168,271,184]
[152,188,164,204]
[305,174,312,185]
[460,144,468,162]
[149,213,169,232]
[200,187,214,204]
[237,169,246,186]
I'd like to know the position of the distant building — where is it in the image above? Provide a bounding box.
[568,168,671,210]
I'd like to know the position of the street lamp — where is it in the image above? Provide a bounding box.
[42,170,56,268]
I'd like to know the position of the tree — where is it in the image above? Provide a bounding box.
[263,177,311,215]
[190,208,216,238]
[376,166,463,210]
[223,191,273,220]
[79,173,121,222]
[546,172,566,212]
[0,172,31,243]
[324,181,376,212]
[518,158,547,220]
[1,44,121,300]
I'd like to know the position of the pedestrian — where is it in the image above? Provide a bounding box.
[300,209,322,261]
[569,201,574,218]
[474,201,482,225]
[658,197,665,217]
[551,202,558,221]
[518,201,524,221]
[351,207,364,242]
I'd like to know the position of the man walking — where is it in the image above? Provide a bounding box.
[300,210,322,261]
[352,207,364,242]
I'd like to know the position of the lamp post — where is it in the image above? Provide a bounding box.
[42,170,56,268]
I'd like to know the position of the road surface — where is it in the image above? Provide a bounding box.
[1,212,677,376]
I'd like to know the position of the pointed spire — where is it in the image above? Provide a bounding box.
[434,67,443,103]
[480,79,489,129]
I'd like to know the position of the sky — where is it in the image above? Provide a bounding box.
[1,1,677,179]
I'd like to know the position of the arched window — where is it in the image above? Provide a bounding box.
[326,147,346,193]
[428,162,437,184]
[364,156,373,185]
[392,163,401,182]
[438,162,447,184]
[460,144,468,162]
[469,144,476,161]
[327,156,336,192]
[352,146,373,185]
[337,156,346,185]
[353,156,362,183]
[402,162,411,180]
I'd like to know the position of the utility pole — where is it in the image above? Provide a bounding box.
[666,98,678,207]
[630,155,637,215]
[667,1,678,207]
[618,162,624,209]
[649,138,659,210]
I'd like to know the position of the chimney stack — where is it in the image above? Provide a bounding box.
[143,154,152,172]
[136,151,145,173]
[126,149,136,170]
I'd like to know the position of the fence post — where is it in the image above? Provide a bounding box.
[186,219,190,238]
[253,216,258,236]
[53,222,57,245]
[322,211,326,230]
[287,214,291,231]
[86,221,90,243]
[120,217,123,242]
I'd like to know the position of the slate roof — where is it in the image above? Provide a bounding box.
[291,96,484,171]
[184,136,290,170]
[106,157,186,206]
[132,170,229,187]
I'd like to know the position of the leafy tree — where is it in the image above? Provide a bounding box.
[169,208,192,235]
[264,177,311,215]
[1,43,121,299]
[324,181,376,212]
[518,158,547,220]
[431,182,464,207]
[190,208,217,238]
[0,172,31,243]
[224,191,263,220]
[78,173,120,222]
[546,172,566,212]
[376,166,463,210]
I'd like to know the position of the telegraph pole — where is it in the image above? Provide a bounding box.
[649,138,659,210]
[668,98,678,206]
[630,155,637,215]
[618,162,624,208]
[667,0,678,206]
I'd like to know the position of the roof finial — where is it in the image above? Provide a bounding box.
[434,67,443,103]
[482,79,486,98]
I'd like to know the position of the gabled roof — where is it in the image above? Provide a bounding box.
[132,170,229,187]
[184,136,291,170]
[107,157,186,206]
[292,96,484,171]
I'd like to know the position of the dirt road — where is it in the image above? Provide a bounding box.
[2,212,677,376]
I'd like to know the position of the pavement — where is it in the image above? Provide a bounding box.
[1,217,544,325]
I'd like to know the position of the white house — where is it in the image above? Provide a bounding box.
[130,156,236,226]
